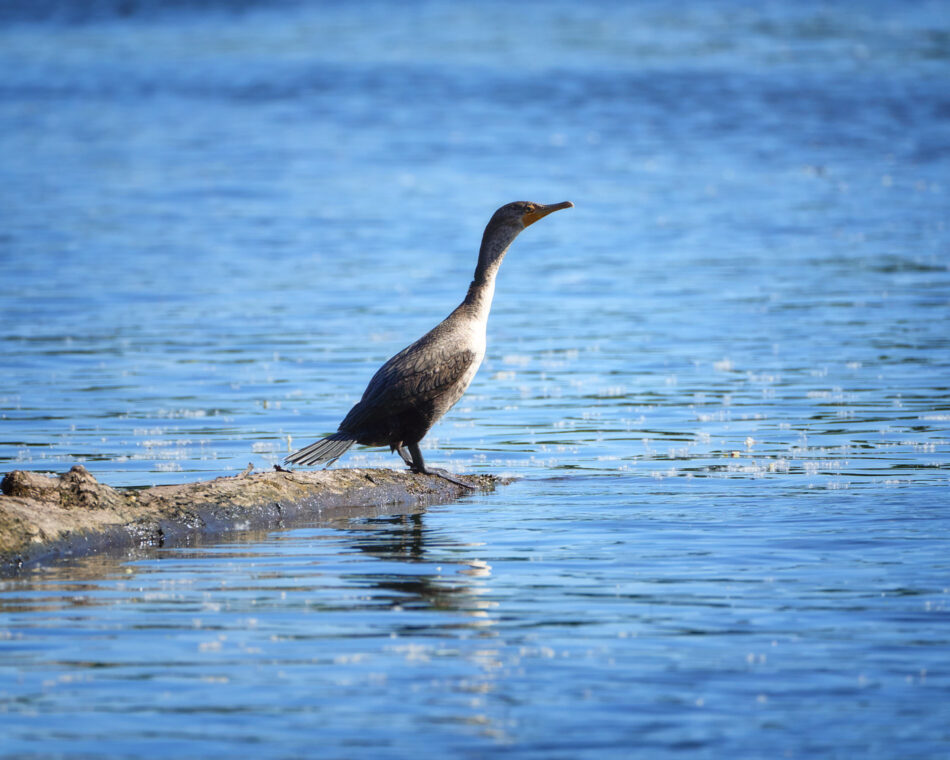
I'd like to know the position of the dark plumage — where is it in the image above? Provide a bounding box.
[285,200,573,486]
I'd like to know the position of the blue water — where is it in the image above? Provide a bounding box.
[2,1,949,757]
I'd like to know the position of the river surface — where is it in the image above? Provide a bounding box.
[1,1,949,757]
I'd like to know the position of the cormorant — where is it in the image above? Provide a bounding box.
[285,200,574,486]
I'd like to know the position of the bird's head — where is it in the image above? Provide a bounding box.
[489,200,575,232]
[475,200,574,279]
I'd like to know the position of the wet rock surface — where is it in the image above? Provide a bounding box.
[0,465,501,574]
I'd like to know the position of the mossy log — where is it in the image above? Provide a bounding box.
[0,465,501,574]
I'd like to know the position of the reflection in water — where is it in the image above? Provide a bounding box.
[1,503,513,751]
[326,510,498,632]
[325,510,505,737]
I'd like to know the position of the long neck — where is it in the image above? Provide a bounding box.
[460,223,519,322]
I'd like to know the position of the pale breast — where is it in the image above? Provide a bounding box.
[438,319,486,414]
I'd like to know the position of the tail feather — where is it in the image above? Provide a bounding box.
[285,432,356,467]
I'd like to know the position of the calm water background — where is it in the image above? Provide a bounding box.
[2,0,949,757]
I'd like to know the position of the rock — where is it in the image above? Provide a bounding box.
[2,465,125,511]
[0,466,504,574]
[1,469,60,500]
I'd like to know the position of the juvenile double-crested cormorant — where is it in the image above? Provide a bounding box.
[285,200,574,486]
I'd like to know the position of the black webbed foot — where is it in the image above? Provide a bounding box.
[424,467,477,490]
[402,441,476,489]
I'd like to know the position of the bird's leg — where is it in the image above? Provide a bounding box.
[394,444,414,468]
[405,442,427,474]
[407,442,476,489]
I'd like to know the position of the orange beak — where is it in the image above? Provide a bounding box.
[521,201,574,227]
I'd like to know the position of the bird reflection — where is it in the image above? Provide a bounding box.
[321,508,497,629]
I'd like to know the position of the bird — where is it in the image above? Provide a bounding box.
[285,200,574,487]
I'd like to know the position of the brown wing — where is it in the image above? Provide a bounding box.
[339,334,478,433]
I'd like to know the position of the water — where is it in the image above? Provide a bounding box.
[1,0,949,756]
